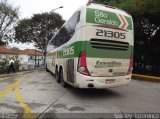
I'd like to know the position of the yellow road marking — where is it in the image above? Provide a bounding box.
[132,74,160,80]
[0,77,8,82]
[0,80,20,100]
[0,75,36,119]
[15,85,36,119]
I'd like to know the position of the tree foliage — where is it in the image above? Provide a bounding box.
[0,0,19,45]
[11,46,19,51]
[15,12,65,63]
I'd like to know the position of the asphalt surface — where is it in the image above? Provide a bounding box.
[0,71,160,119]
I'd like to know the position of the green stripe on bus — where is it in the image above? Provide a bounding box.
[57,41,133,59]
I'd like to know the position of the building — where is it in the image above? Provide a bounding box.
[0,46,44,70]
[0,46,17,61]
[17,49,44,66]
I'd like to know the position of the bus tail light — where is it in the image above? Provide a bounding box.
[86,0,92,6]
[77,51,91,76]
[86,2,92,6]
[127,55,133,75]
[105,5,115,9]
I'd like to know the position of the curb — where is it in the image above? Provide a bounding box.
[132,74,160,82]
[0,69,45,78]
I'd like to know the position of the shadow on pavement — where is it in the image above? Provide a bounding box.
[67,86,122,99]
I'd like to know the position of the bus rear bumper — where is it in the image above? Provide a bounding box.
[76,73,131,89]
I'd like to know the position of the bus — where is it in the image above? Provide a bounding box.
[46,3,134,89]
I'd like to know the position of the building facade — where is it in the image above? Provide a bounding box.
[0,46,44,70]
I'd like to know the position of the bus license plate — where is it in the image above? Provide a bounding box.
[106,79,115,84]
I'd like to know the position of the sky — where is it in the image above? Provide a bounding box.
[8,0,89,49]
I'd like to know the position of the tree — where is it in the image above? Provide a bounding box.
[119,0,160,75]
[15,12,65,64]
[11,46,19,51]
[0,0,19,45]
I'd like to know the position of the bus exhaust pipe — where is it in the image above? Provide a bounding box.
[88,83,94,88]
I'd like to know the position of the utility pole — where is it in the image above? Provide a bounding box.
[49,6,63,13]
[35,48,37,67]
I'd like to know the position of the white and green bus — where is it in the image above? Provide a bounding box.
[46,3,134,89]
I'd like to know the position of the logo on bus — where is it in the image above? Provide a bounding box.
[63,46,74,56]
[95,61,121,68]
[95,10,119,27]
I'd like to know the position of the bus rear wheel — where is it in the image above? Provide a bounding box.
[59,69,67,88]
[55,67,60,83]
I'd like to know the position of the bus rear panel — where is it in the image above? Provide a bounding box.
[76,4,133,88]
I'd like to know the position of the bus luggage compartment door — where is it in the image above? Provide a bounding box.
[67,59,74,83]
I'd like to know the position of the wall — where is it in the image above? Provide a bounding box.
[18,55,29,64]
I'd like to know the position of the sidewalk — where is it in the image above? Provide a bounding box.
[0,68,45,78]
[132,74,160,81]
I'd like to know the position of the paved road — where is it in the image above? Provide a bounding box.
[0,71,160,119]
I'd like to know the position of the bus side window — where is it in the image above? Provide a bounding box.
[65,11,80,39]
[48,11,81,49]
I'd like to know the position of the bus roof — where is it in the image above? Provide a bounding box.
[85,3,131,17]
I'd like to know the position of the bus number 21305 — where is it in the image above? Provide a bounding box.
[96,29,126,39]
